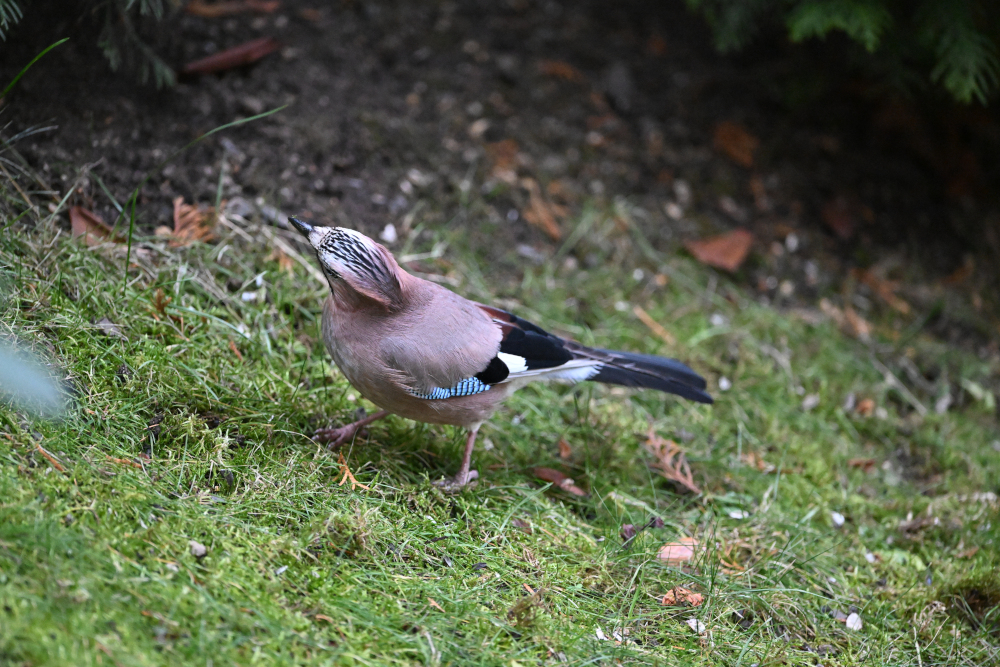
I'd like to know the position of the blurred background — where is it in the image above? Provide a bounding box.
[1,0,999,353]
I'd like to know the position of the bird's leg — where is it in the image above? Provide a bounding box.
[435,426,480,489]
[314,410,388,448]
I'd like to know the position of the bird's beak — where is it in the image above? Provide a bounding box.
[288,216,314,237]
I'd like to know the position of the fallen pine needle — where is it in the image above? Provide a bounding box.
[633,304,676,345]
[106,455,143,469]
[228,339,244,362]
[337,452,369,491]
[36,443,66,472]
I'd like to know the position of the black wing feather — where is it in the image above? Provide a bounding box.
[478,304,713,404]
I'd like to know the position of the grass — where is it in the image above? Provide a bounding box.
[1,185,999,666]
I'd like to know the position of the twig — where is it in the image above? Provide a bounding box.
[36,443,66,473]
[255,222,327,286]
[0,160,36,213]
[337,452,369,491]
[632,304,676,345]
[105,455,142,469]
[871,356,928,416]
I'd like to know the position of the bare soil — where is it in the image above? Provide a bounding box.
[3,0,1000,349]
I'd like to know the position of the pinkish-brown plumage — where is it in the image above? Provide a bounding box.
[291,217,712,487]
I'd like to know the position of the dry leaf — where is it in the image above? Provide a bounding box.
[537,60,585,82]
[533,467,586,496]
[427,598,445,612]
[267,247,296,274]
[820,299,871,341]
[152,288,173,316]
[820,196,871,241]
[684,229,753,273]
[315,614,334,623]
[658,537,698,565]
[647,34,667,56]
[713,121,758,168]
[486,138,519,184]
[520,177,564,241]
[956,546,980,559]
[70,207,120,246]
[185,0,280,17]
[661,587,704,607]
[848,458,877,473]
[557,438,572,460]
[511,518,532,534]
[843,306,871,341]
[855,397,875,416]
[740,450,774,473]
[182,37,281,75]
[852,268,911,314]
[632,305,676,345]
[170,196,215,247]
[336,452,369,491]
[644,429,701,494]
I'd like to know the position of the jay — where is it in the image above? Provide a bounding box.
[290,217,712,487]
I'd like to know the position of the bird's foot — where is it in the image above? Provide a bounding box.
[433,469,479,492]
[313,410,389,449]
[313,423,362,448]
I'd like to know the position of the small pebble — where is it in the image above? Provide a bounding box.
[719,377,732,391]
[685,618,706,634]
[845,612,862,631]
[831,511,845,527]
[379,223,398,244]
[189,540,208,558]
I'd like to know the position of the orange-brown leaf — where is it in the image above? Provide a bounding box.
[170,196,215,247]
[855,397,875,416]
[533,467,586,496]
[185,0,281,17]
[713,121,758,168]
[520,177,563,241]
[486,138,520,184]
[657,537,698,565]
[684,229,753,273]
[538,60,585,83]
[821,196,856,240]
[182,37,281,75]
[70,207,120,246]
[644,429,701,494]
[557,438,572,461]
[661,586,704,607]
[852,268,911,314]
[848,458,877,473]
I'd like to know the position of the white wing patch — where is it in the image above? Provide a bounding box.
[501,358,602,383]
[497,352,528,374]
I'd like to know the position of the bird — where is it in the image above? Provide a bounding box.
[289,216,712,488]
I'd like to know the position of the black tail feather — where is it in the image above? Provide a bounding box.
[570,345,714,404]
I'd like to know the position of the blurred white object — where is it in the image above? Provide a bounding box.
[0,343,66,418]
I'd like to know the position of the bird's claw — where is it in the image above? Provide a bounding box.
[313,424,360,449]
[433,469,479,492]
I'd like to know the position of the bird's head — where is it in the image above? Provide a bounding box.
[290,216,403,310]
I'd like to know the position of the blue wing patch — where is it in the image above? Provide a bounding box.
[407,376,491,400]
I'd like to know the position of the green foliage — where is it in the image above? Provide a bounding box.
[787,0,892,52]
[3,0,176,87]
[97,0,176,88]
[0,0,22,40]
[687,0,1000,104]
